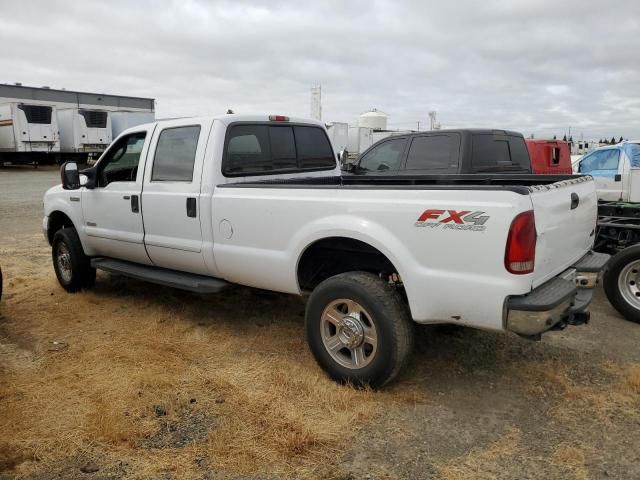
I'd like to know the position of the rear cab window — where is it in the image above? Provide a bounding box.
[223,123,335,176]
[470,134,531,173]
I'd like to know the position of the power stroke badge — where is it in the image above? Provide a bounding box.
[415,209,490,232]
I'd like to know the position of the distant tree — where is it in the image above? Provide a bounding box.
[598,138,603,144]
[553,135,557,140]
[611,136,616,144]
[603,138,609,144]
[620,136,624,143]
[563,134,567,141]
[569,136,574,145]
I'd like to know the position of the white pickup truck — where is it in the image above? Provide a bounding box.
[43,114,608,387]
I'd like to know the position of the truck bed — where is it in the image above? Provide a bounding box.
[220,174,586,193]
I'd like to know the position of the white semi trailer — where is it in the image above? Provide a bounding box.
[0,102,60,164]
[110,111,155,137]
[57,108,113,162]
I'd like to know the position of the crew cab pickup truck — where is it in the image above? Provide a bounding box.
[43,114,608,387]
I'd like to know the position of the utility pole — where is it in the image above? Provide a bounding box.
[310,85,322,121]
[429,111,437,131]
[417,121,420,131]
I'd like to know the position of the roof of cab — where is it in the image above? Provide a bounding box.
[116,114,325,139]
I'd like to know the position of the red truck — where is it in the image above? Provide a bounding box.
[526,139,572,175]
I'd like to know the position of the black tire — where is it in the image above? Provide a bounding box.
[603,246,640,324]
[305,272,414,388]
[52,228,96,293]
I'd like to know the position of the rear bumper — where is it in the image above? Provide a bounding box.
[505,251,609,337]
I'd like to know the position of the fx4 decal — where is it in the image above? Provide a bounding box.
[415,209,490,232]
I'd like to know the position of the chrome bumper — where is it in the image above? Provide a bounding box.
[505,251,609,338]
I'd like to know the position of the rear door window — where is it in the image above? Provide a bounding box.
[358,138,407,172]
[223,124,335,176]
[151,126,201,181]
[471,134,531,173]
[405,134,459,172]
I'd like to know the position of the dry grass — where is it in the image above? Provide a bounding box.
[519,358,640,426]
[551,445,588,480]
[0,235,389,479]
[624,365,640,394]
[2,234,640,479]
[437,429,521,480]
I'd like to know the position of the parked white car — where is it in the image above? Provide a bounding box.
[43,114,608,387]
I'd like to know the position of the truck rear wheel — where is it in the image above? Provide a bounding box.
[52,228,96,292]
[603,246,640,324]
[305,272,414,388]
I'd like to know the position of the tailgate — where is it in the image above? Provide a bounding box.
[529,177,597,288]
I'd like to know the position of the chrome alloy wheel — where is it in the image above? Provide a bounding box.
[618,259,640,310]
[56,242,73,283]
[320,299,378,369]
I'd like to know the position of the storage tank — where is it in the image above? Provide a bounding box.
[358,109,388,130]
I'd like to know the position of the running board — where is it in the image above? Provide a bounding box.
[90,258,229,294]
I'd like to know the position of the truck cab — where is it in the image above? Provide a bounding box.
[577,142,640,202]
[346,129,532,175]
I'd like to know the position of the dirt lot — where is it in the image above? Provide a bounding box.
[1,166,639,479]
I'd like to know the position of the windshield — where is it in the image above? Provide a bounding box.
[579,149,620,175]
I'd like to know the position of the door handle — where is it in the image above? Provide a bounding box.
[570,192,579,210]
[186,197,197,218]
[131,195,139,213]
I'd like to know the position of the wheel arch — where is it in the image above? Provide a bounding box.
[47,210,75,245]
[296,234,407,297]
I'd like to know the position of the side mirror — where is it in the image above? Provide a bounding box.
[61,161,80,190]
[338,149,356,171]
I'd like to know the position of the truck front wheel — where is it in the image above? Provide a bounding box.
[603,246,640,324]
[305,272,414,388]
[52,228,96,292]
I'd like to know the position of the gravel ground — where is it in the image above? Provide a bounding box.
[0,166,638,479]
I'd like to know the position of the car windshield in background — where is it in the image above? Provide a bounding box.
[579,149,620,174]
[471,134,531,173]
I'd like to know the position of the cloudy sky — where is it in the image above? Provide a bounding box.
[1,0,639,139]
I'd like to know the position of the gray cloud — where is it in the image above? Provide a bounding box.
[1,0,639,139]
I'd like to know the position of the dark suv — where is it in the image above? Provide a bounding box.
[346,129,532,175]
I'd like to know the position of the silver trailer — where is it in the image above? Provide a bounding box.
[57,108,113,159]
[326,122,349,154]
[0,102,60,164]
[0,83,154,164]
[110,111,155,137]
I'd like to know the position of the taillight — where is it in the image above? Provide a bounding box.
[505,210,536,274]
[268,115,289,122]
